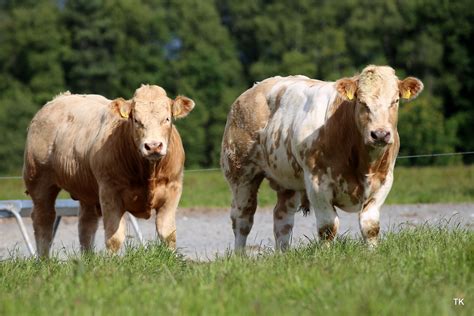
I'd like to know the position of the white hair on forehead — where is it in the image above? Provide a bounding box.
[358,65,399,99]
[133,84,167,101]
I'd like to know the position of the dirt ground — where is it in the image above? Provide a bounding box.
[1,203,473,261]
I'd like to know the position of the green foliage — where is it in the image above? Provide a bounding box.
[219,0,473,163]
[1,228,473,315]
[62,0,168,98]
[398,94,459,165]
[161,0,245,166]
[0,85,36,173]
[0,1,66,104]
[0,0,473,173]
[0,0,66,173]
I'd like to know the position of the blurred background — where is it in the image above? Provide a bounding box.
[0,0,472,172]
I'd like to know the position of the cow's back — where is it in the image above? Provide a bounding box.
[24,93,112,201]
[222,76,315,182]
[222,75,337,190]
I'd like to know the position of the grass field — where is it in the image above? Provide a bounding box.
[0,226,472,315]
[1,165,473,207]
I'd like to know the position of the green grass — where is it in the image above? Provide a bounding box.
[0,227,472,315]
[387,165,474,204]
[1,165,473,206]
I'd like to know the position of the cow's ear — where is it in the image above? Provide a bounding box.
[172,96,195,119]
[399,77,423,101]
[111,98,132,119]
[335,77,358,101]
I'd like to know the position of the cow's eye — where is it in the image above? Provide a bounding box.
[163,117,171,124]
[133,118,143,127]
[390,99,399,107]
[359,102,370,112]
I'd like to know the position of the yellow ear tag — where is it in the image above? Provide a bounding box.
[119,107,129,119]
[402,90,411,99]
[346,91,354,100]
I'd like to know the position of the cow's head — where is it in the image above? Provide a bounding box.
[336,65,423,148]
[111,84,195,160]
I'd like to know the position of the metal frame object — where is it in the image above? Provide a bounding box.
[0,199,144,256]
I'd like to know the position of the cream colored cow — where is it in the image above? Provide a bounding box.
[24,85,195,257]
[221,65,423,251]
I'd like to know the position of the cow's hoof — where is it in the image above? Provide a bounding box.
[366,238,378,250]
[163,231,177,250]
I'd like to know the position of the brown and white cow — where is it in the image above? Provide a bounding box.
[23,85,195,257]
[221,65,423,251]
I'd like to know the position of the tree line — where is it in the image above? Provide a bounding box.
[0,0,472,173]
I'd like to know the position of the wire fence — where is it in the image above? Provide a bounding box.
[0,151,473,179]
[396,151,474,159]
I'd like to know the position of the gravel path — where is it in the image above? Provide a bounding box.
[1,203,473,261]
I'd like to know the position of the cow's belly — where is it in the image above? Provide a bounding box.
[259,144,306,191]
[263,165,305,191]
[56,172,100,206]
[123,188,152,219]
[259,130,306,191]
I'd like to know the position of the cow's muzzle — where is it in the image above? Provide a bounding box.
[143,141,166,160]
[369,129,391,147]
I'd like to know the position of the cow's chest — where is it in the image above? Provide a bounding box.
[332,180,364,213]
[326,173,379,213]
[122,187,152,219]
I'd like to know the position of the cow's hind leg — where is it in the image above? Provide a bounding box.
[273,190,299,251]
[229,174,264,252]
[78,202,100,253]
[30,184,61,258]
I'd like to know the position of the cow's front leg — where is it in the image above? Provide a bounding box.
[359,205,380,248]
[306,175,339,244]
[314,202,339,243]
[155,181,181,250]
[99,185,126,253]
[273,190,299,251]
[359,171,393,247]
[103,208,126,254]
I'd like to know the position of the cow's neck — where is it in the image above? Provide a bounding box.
[321,99,394,185]
[115,121,164,190]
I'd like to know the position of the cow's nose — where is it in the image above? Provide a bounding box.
[144,141,163,153]
[370,129,391,143]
